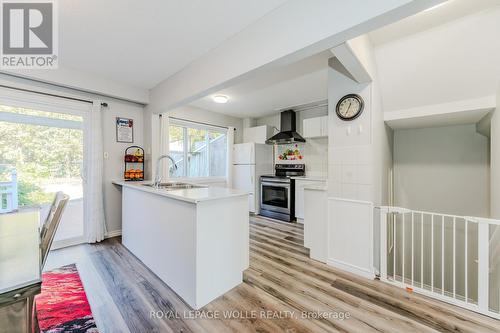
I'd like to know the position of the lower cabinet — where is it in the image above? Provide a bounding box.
[304,187,327,263]
[295,179,326,220]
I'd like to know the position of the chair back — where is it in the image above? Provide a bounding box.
[40,193,58,238]
[40,192,69,270]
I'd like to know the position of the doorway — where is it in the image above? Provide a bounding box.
[0,93,90,248]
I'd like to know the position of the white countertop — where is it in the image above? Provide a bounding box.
[112,180,249,204]
[291,176,327,182]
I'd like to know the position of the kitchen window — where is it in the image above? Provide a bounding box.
[168,121,227,178]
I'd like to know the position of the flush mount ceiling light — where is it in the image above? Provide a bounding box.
[423,1,449,12]
[212,95,229,104]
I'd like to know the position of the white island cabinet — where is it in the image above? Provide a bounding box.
[114,181,249,310]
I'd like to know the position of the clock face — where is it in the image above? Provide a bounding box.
[336,94,364,121]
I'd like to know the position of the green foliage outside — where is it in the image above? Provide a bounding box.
[0,105,83,207]
[16,180,53,207]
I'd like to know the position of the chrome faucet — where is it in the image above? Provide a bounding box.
[153,154,178,188]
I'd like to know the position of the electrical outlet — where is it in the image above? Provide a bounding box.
[103,152,109,159]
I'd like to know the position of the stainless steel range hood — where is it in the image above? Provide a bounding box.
[265,110,306,145]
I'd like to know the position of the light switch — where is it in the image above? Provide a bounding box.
[103,152,109,159]
[358,124,363,134]
[346,126,351,135]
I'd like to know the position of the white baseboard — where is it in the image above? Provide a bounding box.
[51,236,86,250]
[50,230,121,250]
[105,229,122,238]
[327,258,375,280]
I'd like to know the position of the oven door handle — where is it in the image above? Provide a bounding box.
[261,178,291,184]
[261,182,290,187]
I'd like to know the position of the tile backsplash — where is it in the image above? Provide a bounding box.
[275,138,328,178]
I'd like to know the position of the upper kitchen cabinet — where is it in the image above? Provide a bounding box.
[303,116,328,138]
[243,125,274,144]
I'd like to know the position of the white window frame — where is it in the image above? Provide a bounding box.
[168,119,228,182]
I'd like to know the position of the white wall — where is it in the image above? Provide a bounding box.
[0,74,145,235]
[103,101,144,233]
[491,86,500,219]
[393,124,489,217]
[374,6,500,112]
[489,84,500,311]
[255,106,328,178]
[329,45,372,202]
[327,36,390,279]
[349,36,393,206]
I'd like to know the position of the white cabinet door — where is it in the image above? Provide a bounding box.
[303,117,320,138]
[304,188,327,262]
[243,126,273,144]
[295,179,327,220]
[243,127,259,143]
[303,117,327,138]
[295,183,305,219]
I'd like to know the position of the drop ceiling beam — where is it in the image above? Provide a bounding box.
[329,43,372,83]
[149,0,445,113]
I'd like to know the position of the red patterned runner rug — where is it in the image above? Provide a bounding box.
[35,264,99,333]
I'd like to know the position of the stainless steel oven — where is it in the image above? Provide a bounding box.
[260,177,291,220]
[259,164,304,222]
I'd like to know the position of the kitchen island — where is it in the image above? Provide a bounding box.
[113,180,249,309]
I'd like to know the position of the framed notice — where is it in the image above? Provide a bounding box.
[116,117,134,143]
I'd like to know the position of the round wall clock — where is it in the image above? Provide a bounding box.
[336,94,364,121]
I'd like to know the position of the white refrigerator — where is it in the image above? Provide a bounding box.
[232,142,273,213]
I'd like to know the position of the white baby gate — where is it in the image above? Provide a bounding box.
[377,206,500,319]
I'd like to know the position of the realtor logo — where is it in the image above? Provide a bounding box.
[1,0,58,68]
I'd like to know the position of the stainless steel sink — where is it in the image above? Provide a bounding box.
[143,182,204,190]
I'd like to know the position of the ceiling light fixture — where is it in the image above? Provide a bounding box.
[423,1,449,12]
[212,95,229,104]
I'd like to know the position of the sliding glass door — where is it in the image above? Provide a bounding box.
[0,97,88,247]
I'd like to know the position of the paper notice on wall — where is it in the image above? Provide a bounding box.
[116,117,133,143]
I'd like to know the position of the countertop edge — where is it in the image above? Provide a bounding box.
[291,177,327,181]
[112,180,249,203]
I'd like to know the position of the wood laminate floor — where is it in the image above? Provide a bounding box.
[45,216,500,333]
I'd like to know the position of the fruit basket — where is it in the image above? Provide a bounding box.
[124,146,144,181]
